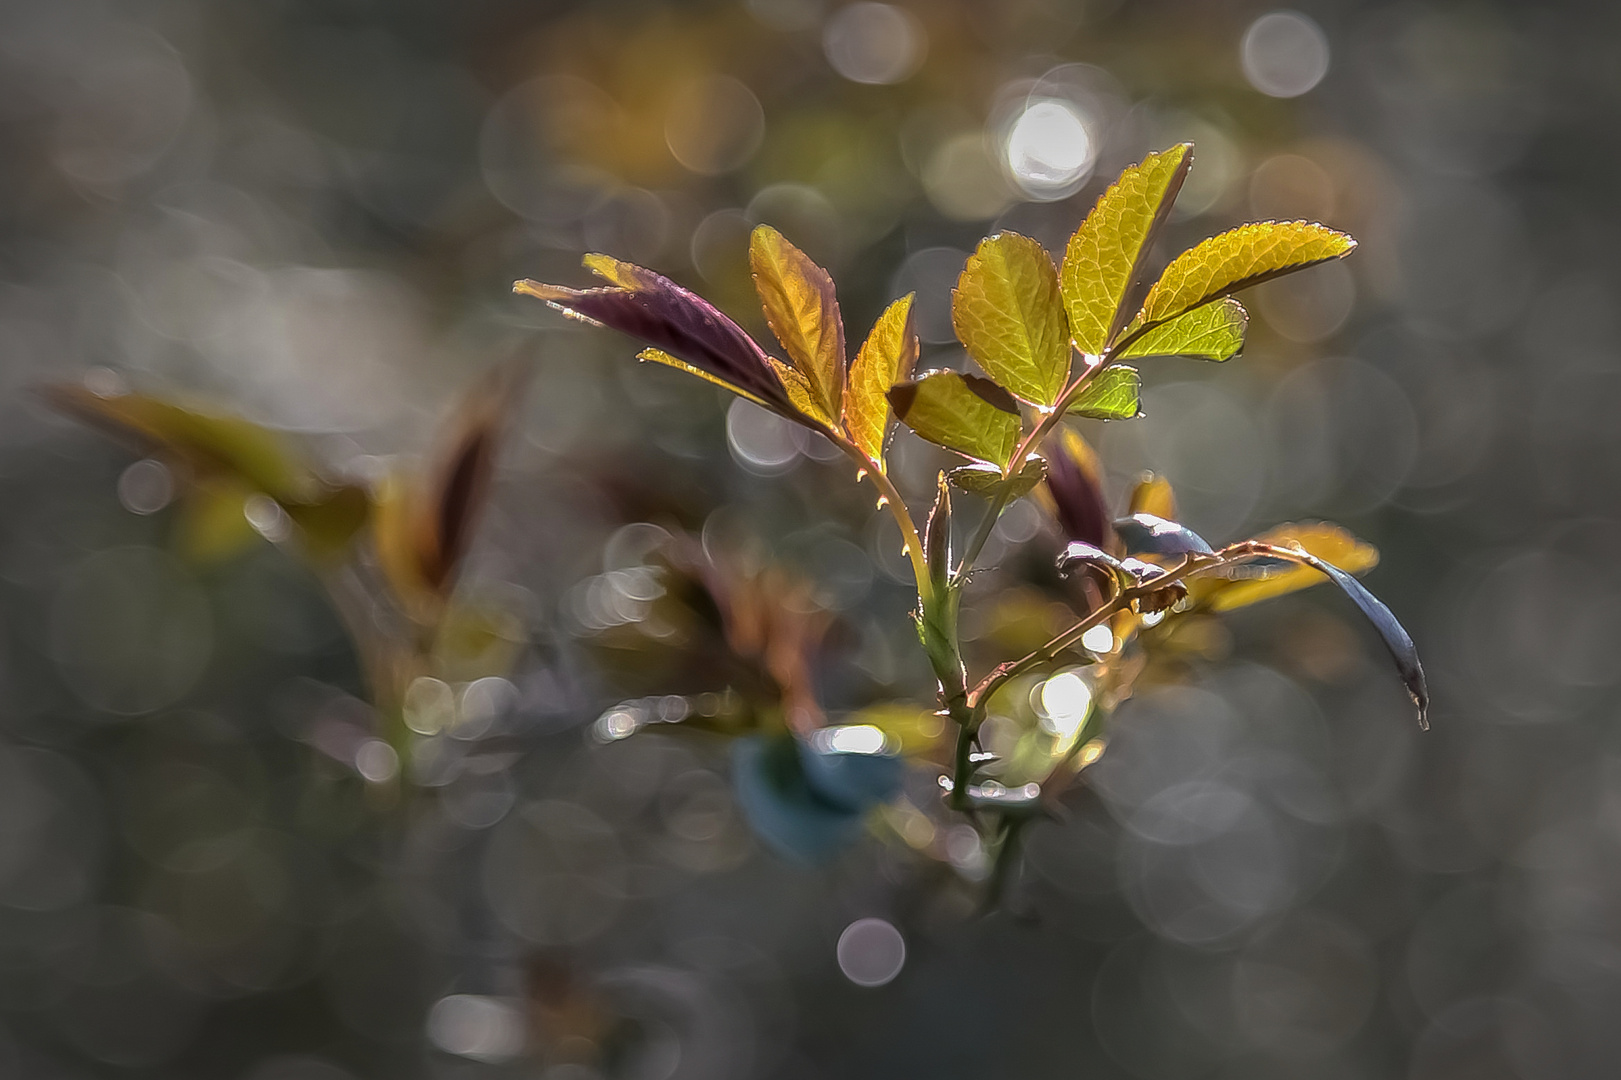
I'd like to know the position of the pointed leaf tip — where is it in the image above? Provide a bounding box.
[845,293,919,466]
[1061,144,1193,356]
[1233,545,1428,728]
[1131,221,1355,335]
[750,224,845,422]
[952,232,1070,407]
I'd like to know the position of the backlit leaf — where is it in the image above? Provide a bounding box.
[1127,473,1177,520]
[1130,221,1355,333]
[887,370,1021,468]
[1119,298,1248,362]
[1198,523,1379,612]
[844,294,919,464]
[952,232,1069,406]
[1068,365,1141,420]
[750,225,845,420]
[767,358,837,428]
[949,455,1046,499]
[515,260,793,416]
[1060,144,1192,355]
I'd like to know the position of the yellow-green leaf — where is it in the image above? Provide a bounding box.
[949,455,1047,499]
[887,370,1021,468]
[1069,365,1141,420]
[1131,221,1356,333]
[285,484,371,563]
[175,479,259,563]
[639,347,775,410]
[45,384,319,504]
[1127,473,1177,520]
[1119,298,1248,362]
[750,225,845,420]
[844,294,919,465]
[951,232,1069,407]
[1060,144,1193,356]
[1197,522,1379,612]
[767,358,837,428]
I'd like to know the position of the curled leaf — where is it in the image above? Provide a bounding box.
[844,294,919,466]
[887,370,1022,469]
[1119,298,1248,362]
[952,232,1070,406]
[372,362,530,613]
[750,225,845,421]
[1061,144,1193,355]
[1225,545,1428,728]
[1114,512,1213,558]
[1197,522,1378,612]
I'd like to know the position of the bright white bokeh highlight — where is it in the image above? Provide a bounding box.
[1005,99,1096,199]
[1241,11,1330,98]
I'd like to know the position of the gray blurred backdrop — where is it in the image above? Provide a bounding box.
[0,0,1616,1077]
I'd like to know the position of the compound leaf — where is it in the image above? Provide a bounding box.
[952,232,1069,407]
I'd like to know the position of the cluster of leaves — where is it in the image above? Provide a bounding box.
[45,364,531,751]
[519,143,1426,891]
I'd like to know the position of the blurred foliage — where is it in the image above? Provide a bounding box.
[1,0,1616,1078]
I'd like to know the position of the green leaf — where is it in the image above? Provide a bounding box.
[887,370,1021,468]
[951,232,1069,407]
[1118,298,1248,362]
[750,224,845,420]
[1069,365,1141,420]
[1060,144,1193,356]
[844,294,919,466]
[949,455,1046,499]
[1131,221,1356,333]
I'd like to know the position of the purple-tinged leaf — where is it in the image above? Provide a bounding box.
[515,260,794,416]
[1045,429,1111,549]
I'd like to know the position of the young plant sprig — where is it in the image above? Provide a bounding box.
[516,142,1427,895]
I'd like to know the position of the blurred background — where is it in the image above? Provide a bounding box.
[1,0,1615,1076]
